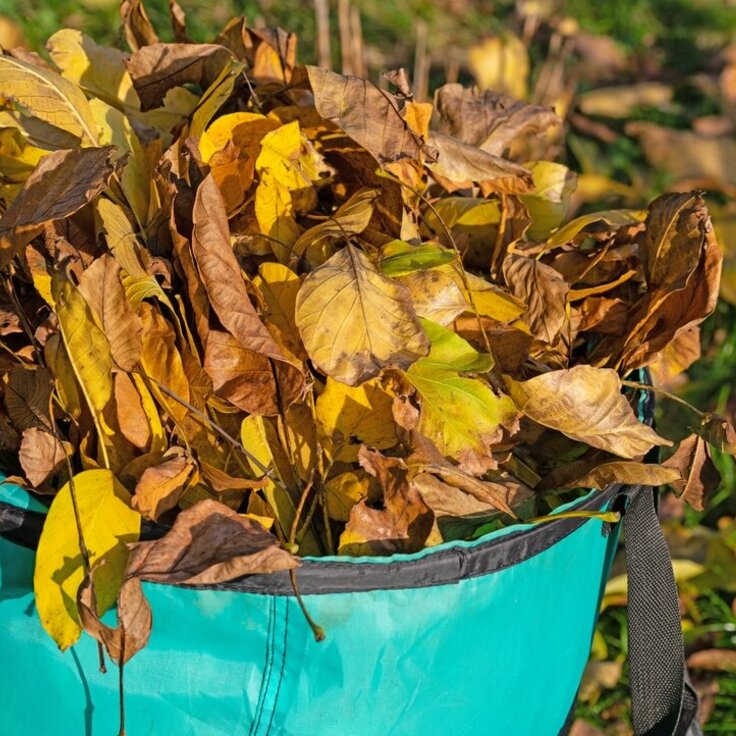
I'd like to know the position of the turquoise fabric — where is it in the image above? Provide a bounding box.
[0,482,621,736]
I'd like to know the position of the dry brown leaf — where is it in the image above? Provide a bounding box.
[503,254,570,343]
[304,66,428,164]
[434,84,560,158]
[77,562,151,664]
[427,132,534,195]
[19,427,71,487]
[120,0,159,51]
[339,447,434,556]
[126,498,299,584]
[78,254,143,371]
[663,434,722,510]
[687,649,736,673]
[125,43,234,111]
[696,414,736,456]
[0,147,116,265]
[505,366,671,459]
[132,446,196,521]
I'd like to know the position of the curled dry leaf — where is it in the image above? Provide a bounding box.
[663,434,722,510]
[132,446,196,521]
[125,499,299,585]
[304,66,428,164]
[339,447,434,556]
[77,563,151,665]
[505,366,671,459]
[0,147,116,264]
[19,427,72,487]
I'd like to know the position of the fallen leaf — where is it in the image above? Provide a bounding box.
[339,447,434,555]
[132,446,196,521]
[19,427,71,487]
[316,377,398,462]
[295,244,429,385]
[664,434,722,510]
[305,66,427,164]
[33,469,140,649]
[125,498,299,584]
[125,43,234,111]
[505,366,671,459]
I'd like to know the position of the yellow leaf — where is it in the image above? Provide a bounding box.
[295,245,429,385]
[33,469,140,650]
[89,99,152,227]
[0,54,98,145]
[139,304,190,424]
[505,366,671,459]
[468,33,529,98]
[324,472,370,521]
[316,377,398,462]
[520,161,577,241]
[46,28,138,109]
[199,111,279,162]
[52,275,113,416]
[253,262,304,358]
[190,60,246,140]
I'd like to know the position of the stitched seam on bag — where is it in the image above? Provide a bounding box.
[265,598,290,736]
[250,596,276,735]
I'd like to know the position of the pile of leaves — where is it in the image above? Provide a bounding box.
[0,1,733,673]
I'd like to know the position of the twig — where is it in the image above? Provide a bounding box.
[338,0,353,76]
[620,379,705,417]
[314,0,332,70]
[413,20,429,102]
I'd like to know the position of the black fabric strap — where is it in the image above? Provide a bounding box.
[623,485,699,736]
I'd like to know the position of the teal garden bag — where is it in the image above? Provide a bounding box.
[0,392,699,736]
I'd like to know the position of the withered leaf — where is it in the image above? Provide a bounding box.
[120,0,159,52]
[19,427,71,487]
[304,66,427,164]
[640,191,709,291]
[339,447,434,556]
[663,434,721,511]
[77,563,151,665]
[132,446,196,521]
[126,498,300,584]
[78,254,143,371]
[503,254,569,343]
[0,147,116,265]
[434,84,561,157]
[125,43,234,111]
[540,458,680,492]
[427,132,533,195]
[505,366,671,459]
[696,414,736,456]
[4,366,52,432]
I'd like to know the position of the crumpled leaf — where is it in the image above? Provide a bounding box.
[0,147,116,264]
[427,132,533,195]
[505,366,671,459]
[34,469,140,650]
[125,498,299,584]
[132,446,196,521]
[120,0,159,51]
[295,244,429,385]
[4,366,52,431]
[663,433,722,510]
[125,43,234,111]
[304,66,428,164]
[19,426,72,487]
[696,414,736,456]
[434,84,560,157]
[78,563,151,665]
[503,254,569,343]
[339,447,434,556]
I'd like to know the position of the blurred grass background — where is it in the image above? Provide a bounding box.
[1,0,735,732]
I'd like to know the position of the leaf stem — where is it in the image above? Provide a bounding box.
[620,379,705,417]
[289,568,325,642]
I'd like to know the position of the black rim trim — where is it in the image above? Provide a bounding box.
[0,484,628,595]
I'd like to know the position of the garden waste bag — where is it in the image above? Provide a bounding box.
[0,476,697,736]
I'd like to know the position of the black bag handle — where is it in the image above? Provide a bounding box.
[623,484,700,736]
